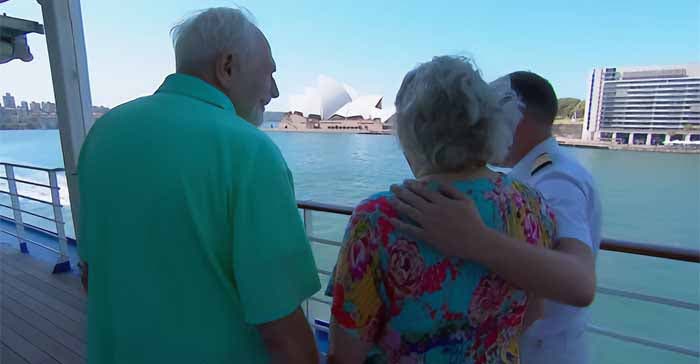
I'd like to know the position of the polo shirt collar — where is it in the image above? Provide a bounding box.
[156,73,236,112]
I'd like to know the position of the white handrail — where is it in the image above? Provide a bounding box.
[4,165,28,253]
[49,170,70,272]
[0,162,71,273]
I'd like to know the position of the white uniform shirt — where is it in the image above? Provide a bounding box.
[510,137,602,336]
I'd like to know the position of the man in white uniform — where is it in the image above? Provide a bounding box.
[389,71,601,364]
[506,71,602,364]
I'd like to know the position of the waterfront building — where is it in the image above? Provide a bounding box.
[3,92,16,109]
[582,64,700,145]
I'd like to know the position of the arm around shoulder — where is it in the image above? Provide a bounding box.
[387,180,596,306]
[478,176,597,307]
[478,229,595,307]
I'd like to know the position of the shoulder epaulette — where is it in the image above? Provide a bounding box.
[531,153,553,176]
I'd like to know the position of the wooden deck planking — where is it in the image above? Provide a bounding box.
[1,265,85,312]
[2,284,85,339]
[0,245,83,294]
[1,343,30,364]
[1,244,86,364]
[0,327,60,364]
[1,272,85,324]
[2,295,85,355]
[2,310,84,364]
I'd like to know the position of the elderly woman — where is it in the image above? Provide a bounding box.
[326,56,556,364]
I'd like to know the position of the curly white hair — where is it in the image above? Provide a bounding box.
[394,56,522,174]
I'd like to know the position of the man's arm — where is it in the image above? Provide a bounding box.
[232,138,321,361]
[523,294,544,328]
[471,231,595,307]
[327,320,373,364]
[257,308,319,364]
[388,180,595,307]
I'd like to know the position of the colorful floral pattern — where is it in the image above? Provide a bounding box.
[328,175,555,363]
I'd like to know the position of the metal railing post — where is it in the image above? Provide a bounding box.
[302,207,313,321]
[48,170,71,273]
[303,206,314,236]
[4,165,28,253]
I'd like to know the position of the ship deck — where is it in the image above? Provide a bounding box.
[0,243,86,364]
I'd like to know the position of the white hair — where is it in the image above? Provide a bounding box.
[394,56,522,173]
[170,7,259,72]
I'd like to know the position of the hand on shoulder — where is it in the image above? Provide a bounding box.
[388,179,491,261]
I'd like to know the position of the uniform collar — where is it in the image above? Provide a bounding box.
[510,136,559,180]
[156,73,236,112]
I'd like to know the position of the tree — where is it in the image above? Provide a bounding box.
[557,98,584,119]
[573,101,585,119]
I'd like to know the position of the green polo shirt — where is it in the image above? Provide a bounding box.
[78,73,321,364]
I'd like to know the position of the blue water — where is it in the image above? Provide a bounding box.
[1,129,699,363]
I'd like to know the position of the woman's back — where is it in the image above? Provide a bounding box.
[328,174,555,363]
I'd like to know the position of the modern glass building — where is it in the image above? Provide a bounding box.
[582,64,700,144]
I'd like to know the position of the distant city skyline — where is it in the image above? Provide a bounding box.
[0,91,109,130]
[1,91,50,108]
[0,91,109,110]
[0,0,698,111]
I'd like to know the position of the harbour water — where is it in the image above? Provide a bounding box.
[1,129,698,363]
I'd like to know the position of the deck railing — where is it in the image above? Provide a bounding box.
[0,162,698,358]
[297,200,700,359]
[0,162,71,273]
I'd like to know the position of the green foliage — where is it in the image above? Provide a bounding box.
[557,98,585,119]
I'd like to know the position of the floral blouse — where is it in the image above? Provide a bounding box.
[327,175,556,364]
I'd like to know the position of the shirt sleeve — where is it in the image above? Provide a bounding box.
[232,138,321,325]
[328,203,386,343]
[535,174,593,249]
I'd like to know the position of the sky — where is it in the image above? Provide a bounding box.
[1,0,698,111]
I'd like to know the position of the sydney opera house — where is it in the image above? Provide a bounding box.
[275,75,395,133]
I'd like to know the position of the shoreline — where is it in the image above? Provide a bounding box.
[2,129,697,154]
[261,128,390,135]
[261,129,700,154]
[557,138,700,154]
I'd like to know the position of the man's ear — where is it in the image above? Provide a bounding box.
[215,52,241,87]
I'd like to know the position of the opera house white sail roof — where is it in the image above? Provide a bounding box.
[288,75,394,121]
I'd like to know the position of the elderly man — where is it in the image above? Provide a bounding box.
[390,71,600,364]
[78,8,320,364]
